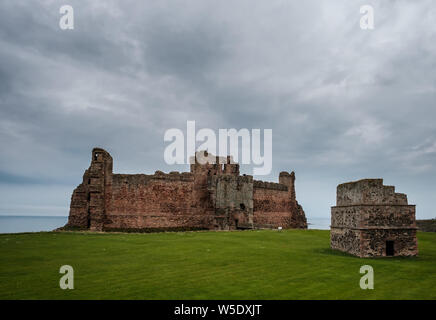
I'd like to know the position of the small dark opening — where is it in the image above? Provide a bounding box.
[234,219,239,228]
[240,203,245,210]
[88,178,91,184]
[386,240,394,256]
[87,193,91,201]
[87,208,91,229]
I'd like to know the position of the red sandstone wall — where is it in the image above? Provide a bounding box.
[68,184,88,228]
[253,183,306,229]
[67,149,307,231]
[103,173,215,230]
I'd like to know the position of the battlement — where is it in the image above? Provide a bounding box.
[190,150,240,176]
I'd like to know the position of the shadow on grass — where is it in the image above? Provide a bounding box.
[314,247,420,261]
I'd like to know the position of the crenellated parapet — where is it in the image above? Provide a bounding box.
[189,150,240,176]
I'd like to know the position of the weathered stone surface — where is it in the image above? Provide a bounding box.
[331,179,418,257]
[66,148,307,232]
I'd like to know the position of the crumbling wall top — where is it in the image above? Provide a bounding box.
[253,180,288,191]
[92,147,112,162]
[112,171,194,185]
[336,179,409,206]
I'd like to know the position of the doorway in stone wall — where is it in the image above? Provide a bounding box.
[386,240,395,256]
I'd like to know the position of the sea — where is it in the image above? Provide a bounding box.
[0,216,330,233]
[0,216,68,234]
[307,217,330,230]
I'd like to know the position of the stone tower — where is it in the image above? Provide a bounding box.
[68,148,113,231]
[330,179,418,257]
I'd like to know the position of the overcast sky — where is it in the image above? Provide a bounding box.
[0,0,435,219]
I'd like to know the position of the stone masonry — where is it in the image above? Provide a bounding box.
[331,179,418,257]
[66,148,307,232]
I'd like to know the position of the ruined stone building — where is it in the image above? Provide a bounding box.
[66,148,307,232]
[331,179,418,257]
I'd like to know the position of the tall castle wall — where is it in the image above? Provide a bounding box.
[66,148,307,231]
[252,172,306,229]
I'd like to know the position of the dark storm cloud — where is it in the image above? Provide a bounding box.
[0,0,435,218]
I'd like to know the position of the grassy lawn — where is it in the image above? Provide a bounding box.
[0,229,435,299]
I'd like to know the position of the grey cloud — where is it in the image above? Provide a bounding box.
[0,0,435,219]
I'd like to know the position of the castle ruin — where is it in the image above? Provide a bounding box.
[66,148,307,232]
[331,179,418,257]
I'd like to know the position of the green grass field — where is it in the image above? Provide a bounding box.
[0,229,435,299]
